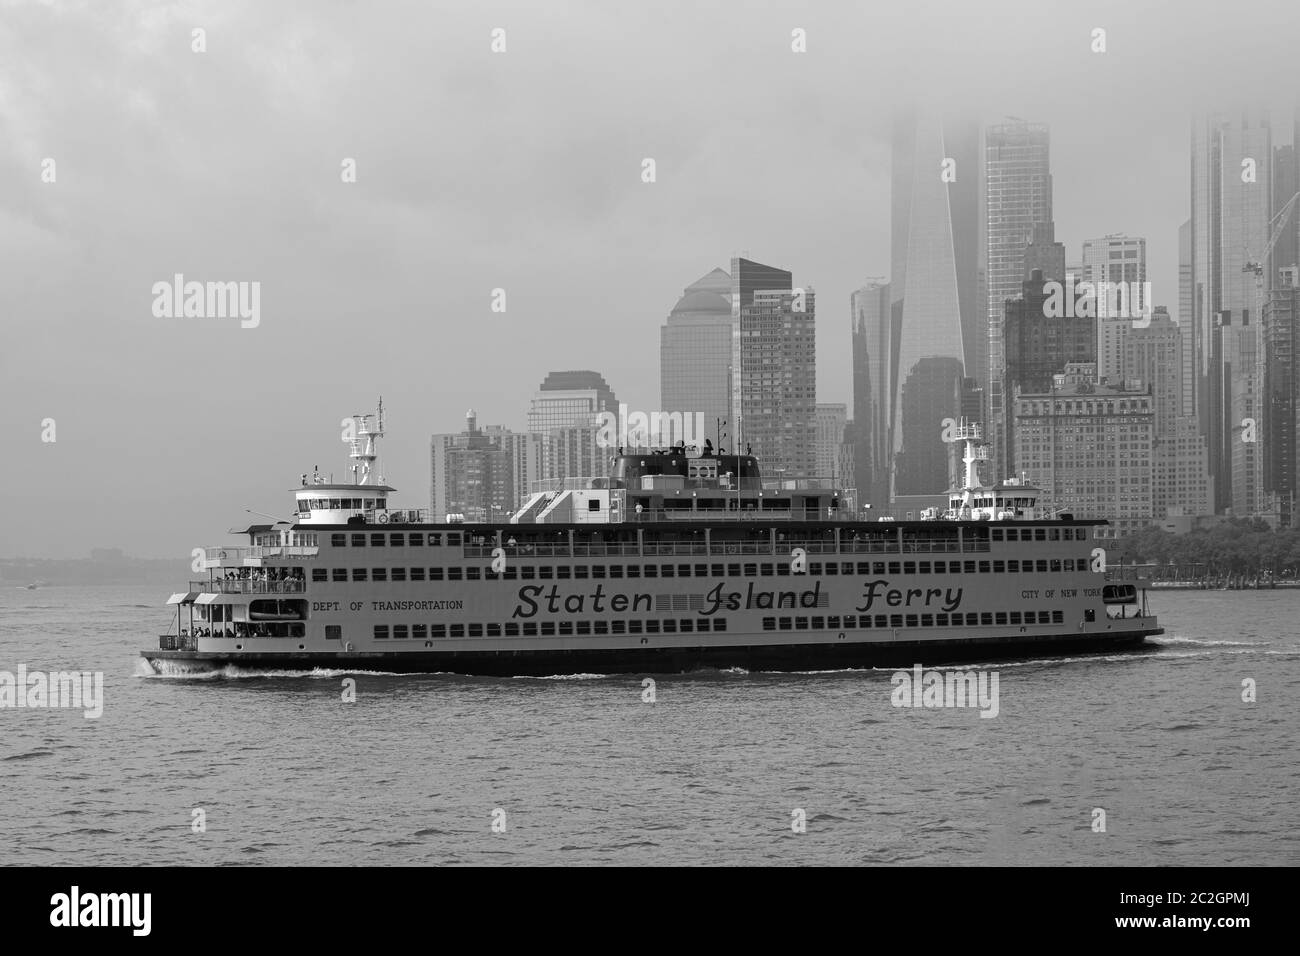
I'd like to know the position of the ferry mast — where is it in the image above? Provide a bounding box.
[348,398,385,486]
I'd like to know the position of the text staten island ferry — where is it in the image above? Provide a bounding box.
[142,407,1160,676]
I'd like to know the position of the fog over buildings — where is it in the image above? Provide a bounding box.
[3,0,1299,556]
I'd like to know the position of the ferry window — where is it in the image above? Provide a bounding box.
[1036,560,1048,573]
[645,620,660,634]
[875,615,888,628]
[391,568,407,582]
[776,564,790,577]
[760,564,773,577]
[371,533,385,547]
[778,617,793,630]
[393,625,408,640]
[812,616,825,629]
[1049,529,1060,541]
[1007,560,1019,572]
[888,562,901,575]
[607,566,621,578]
[446,533,460,546]
[1051,610,1064,624]
[377,499,387,510]
[993,561,1005,573]
[841,562,854,575]
[556,566,571,579]
[407,534,423,547]
[374,626,389,639]
[696,564,708,577]
[448,568,463,581]
[679,564,692,577]
[713,619,727,632]
[625,566,639,578]
[995,612,1007,626]
[794,617,808,630]
[505,623,520,637]
[587,499,600,512]
[678,619,692,633]
[517,622,535,636]
[824,563,837,576]
[428,534,441,546]
[430,568,443,581]
[504,566,517,580]
[992,530,1003,542]
[332,569,347,582]
[809,562,822,575]
[979,561,990,573]
[592,566,606,579]
[352,534,366,547]
[466,568,480,580]
[331,499,343,509]
[949,561,962,573]
[486,623,501,637]
[1022,563,1034,574]
[1036,611,1049,624]
[965,613,978,626]
[903,562,916,575]
[390,534,404,547]
[1084,609,1095,622]
[556,621,572,636]
[451,624,465,638]
[660,565,674,578]
[411,567,425,581]
[413,624,427,640]
[644,566,658,578]
[432,624,446,639]
[372,568,387,582]
[628,621,642,634]
[574,566,589,579]
[611,621,626,635]
[744,564,757,576]
[540,622,555,636]
[917,562,929,574]
[331,534,346,547]
[936,614,947,626]
[1062,559,1074,572]
[312,569,327,582]
[594,621,608,635]
[844,615,857,628]
[469,623,484,637]
[980,612,993,626]
[964,561,976,574]
[905,615,918,628]
[763,618,776,631]
[1010,612,1021,625]
[1050,559,1061,573]
[920,614,933,627]
[352,569,368,582]
[1034,529,1046,541]
[889,615,903,628]
[325,626,341,640]
[576,621,590,635]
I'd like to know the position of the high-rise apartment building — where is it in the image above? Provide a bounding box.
[1082,235,1147,383]
[814,404,848,481]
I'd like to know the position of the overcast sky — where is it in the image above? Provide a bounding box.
[2,0,1298,558]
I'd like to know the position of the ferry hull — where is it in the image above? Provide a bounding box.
[142,625,1161,677]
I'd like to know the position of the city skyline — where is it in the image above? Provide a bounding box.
[6,0,1300,557]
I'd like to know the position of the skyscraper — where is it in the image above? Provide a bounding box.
[1082,235,1147,383]
[1190,110,1273,511]
[661,268,734,444]
[430,410,521,522]
[814,403,847,480]
[527,370,619,481]
[1178,219,1195,416]
[851,280,892,506]
[986,120,1053,479]
[889,109,981,496]
[730,257,815,477]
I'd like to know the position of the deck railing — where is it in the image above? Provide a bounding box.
[191,579,306,594]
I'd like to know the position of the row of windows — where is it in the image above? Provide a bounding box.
[372,618,730,639]
[329,532,461,548]
[761,609,1065,630]
[325,530,1087,549]
[311,557,1092,584]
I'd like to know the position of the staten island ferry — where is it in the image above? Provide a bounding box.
[142,405,1161,676]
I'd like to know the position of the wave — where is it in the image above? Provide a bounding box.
[137,660,423,680]
[1150,636,1270,647]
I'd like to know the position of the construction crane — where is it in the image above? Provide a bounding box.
[1243,189,1300,310]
